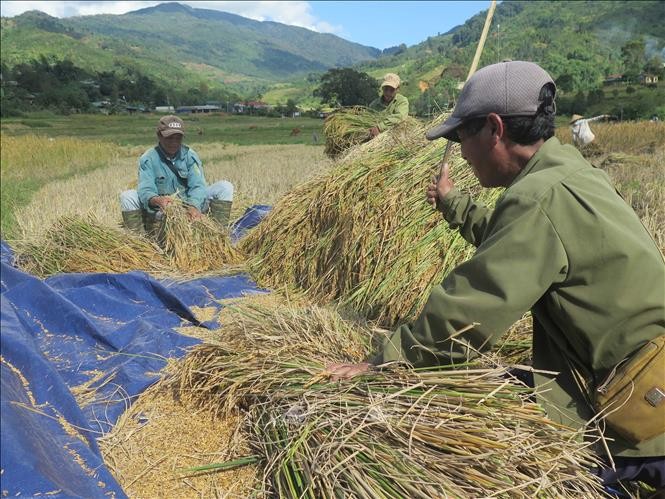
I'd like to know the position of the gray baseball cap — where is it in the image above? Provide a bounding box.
[426,61,556,142]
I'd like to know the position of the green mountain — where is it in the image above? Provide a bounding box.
[1,0,663,117]
[1,2,380,95]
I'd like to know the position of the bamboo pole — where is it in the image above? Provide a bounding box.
[439,0,497,166]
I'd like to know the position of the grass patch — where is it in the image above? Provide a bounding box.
[0,134,118,237]
[0,178,41,238]
[1,112,326,147]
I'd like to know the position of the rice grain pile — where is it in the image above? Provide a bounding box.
[99,383,257,498]
[169,300,605,498]
[242,115,500,326]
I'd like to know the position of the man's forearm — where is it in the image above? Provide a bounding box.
[438,188,493,247]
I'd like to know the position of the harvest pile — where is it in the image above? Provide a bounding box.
[242,114,501,326]
[165,299,604,498]
[14,199,242,277]
[323,106,418,158]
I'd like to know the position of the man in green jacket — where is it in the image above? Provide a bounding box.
[330,61,664,491]
[368,73,409,138]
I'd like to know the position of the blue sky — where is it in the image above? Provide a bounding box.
[0,1,491,49]
[309,2,490,48]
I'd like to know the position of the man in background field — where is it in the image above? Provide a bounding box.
[368,73,409,138]
[119,115,234,233]
[331,61,664,494]
[569,113,614,147]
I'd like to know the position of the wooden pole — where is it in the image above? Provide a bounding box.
[440,0,497,165]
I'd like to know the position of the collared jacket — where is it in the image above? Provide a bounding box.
[137,145,207,213]
[368,93,409,132]
[377,137,665,457]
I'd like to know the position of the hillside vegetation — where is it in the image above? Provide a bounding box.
[276,1,665,119]
[1,1,663,117]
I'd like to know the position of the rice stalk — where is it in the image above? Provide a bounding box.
[11,198,244,276]
[161,199,244,272]
[323,107,416,158]
[13,214,169,277]
[241,113,500,327]
[167,301,606,498]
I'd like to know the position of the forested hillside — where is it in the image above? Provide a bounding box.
[357,1,664,118]
[1,1,663,119]
[0,2,380,114]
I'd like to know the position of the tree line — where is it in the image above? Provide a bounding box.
[0,56,238,117]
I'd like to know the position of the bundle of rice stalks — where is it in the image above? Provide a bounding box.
[161,200,244,272]
[169,301,605,498]
[489,313,533,365]
[323,107,376,158]
[323,107,419,159]
[242,114,500,326]
[14,215,168,277]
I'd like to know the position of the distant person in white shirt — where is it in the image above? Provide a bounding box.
[569,114,613,147]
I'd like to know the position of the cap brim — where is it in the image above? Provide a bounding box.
[160,129,185,137]
[381,82,398,89]
[426,116,463,142]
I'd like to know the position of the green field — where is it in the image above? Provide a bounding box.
[1,112,326,147]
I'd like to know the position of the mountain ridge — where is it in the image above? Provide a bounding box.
[1,2,381,94]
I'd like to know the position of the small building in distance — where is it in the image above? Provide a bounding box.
[233,101,271,114]
[639,73,659,85]
[176,104,221,114]
[603,73,624,85]
[155,105,175,113]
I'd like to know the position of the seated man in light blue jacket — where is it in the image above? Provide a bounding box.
[120,115,233,234]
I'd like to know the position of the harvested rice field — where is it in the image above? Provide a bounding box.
[2,113,663,497]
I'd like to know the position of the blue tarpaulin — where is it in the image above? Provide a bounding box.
[0,207,269,498]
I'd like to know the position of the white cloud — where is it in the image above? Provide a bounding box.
[0,1,345,35]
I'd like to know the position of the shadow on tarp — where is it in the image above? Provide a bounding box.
[0,206,270,498]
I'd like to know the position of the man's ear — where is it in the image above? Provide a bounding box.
[486,113,504,142]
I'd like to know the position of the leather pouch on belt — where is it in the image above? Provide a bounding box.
[595,335,665,444]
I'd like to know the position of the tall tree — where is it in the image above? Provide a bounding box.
[621,38,646,82]
[313,68,378,107]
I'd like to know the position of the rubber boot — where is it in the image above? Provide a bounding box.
[121,209,145,234]
[142,211,166,245]
[209,199,233,227]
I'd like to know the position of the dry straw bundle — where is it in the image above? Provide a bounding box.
[15,215,168,277]
[323,107,419,158]
[169,300,604,498]
[14,200,243,277]
[161,200,244,272]
[242,115,500,326]
[322,106,376,158]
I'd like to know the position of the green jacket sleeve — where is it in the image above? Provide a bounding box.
[376,96,409,132]
[378,193,569,367]
[438,187,494,248]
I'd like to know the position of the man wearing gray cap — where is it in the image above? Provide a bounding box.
[330,61,664,491]
[119,115,234,233]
